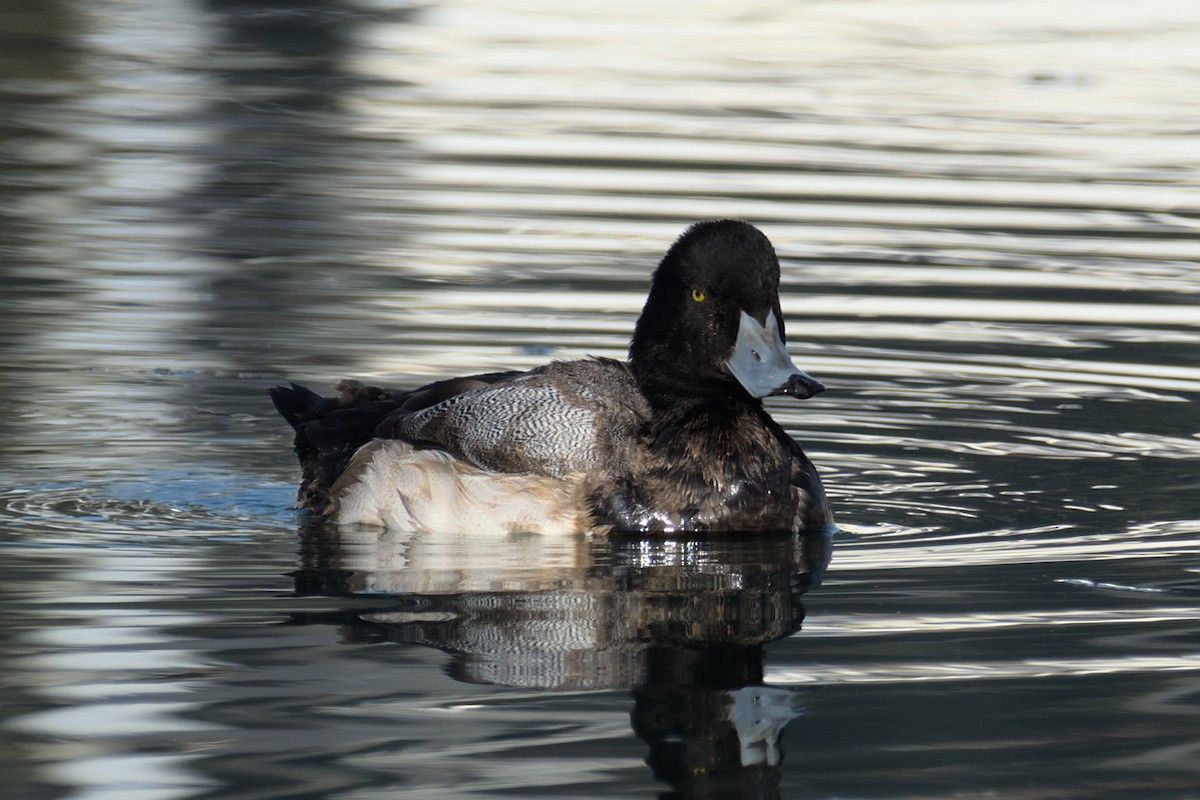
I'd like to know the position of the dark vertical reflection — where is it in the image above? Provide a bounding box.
[295,526,833,798]
[634,647,790,800]
[0,0,87,474]
[0,1,75,343]
[0,0,79,727]
[186,1,422,374]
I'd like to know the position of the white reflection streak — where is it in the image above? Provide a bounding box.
[408,160,1197,219]
[766,653,1200,685]
[45,753,214,800]
[798,607,1199,638]
[832,532,1200,570]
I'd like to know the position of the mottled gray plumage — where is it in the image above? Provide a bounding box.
[395,358,649,478]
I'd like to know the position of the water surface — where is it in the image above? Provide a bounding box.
[1,0,1199,798]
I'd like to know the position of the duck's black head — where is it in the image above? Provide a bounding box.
[629,220,823,405]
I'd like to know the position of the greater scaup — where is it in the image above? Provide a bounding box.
[270,220,833,535]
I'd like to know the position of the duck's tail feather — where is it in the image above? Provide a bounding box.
[268,382,337,429]
[268,380,406,514]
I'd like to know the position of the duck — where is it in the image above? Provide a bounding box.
[269,220,833,535]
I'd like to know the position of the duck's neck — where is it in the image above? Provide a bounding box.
[642,390,773,461]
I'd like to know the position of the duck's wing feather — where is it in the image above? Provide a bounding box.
[386,358,646,478]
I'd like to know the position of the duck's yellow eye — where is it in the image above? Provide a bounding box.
[691,289,705,302]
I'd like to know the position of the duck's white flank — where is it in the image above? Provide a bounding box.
[330,439,592,535]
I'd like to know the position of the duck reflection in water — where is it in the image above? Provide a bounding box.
[295,523,834,799]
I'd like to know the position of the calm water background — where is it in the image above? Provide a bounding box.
[2,0,1199,798]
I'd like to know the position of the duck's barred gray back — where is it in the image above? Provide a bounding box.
[398,381,598,477]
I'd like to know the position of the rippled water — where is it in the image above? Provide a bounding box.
[2,0,1199,798]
